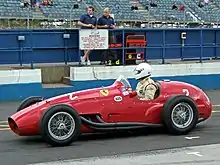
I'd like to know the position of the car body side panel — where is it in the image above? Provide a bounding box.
[105,94,147,123]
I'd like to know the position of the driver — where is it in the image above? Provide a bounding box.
[134,63,157,100]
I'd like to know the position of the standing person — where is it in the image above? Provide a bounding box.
[97,8,115,29]
[97,8,115,44]
[172,3,178,10]
[78,6,97,65]
[97,8,117,65]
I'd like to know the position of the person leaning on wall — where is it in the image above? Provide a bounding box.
[77,6,97,65]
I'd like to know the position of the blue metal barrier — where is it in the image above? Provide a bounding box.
[0,28,220,67]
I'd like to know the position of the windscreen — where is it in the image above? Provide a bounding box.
[114,75,131,88]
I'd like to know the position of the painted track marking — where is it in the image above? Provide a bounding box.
[212,104,220,107]
[185,136,200,140]
[187,152,203,157]
[0,124,9,127]
[212,110,220,113]
[0,128,10,131]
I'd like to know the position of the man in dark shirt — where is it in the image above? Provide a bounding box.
[172,3,178,10]
[97,8,115,44]
[97,8,115,29]
[78,6,97,65]
[131,4,138,10]
[150,0,157,7]
[97,8,117,65]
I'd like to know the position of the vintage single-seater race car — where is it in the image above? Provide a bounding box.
[8,75,212,147]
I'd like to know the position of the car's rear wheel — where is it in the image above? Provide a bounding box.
[17,96,44,112]
[40,104,81,147]
[161,95,198,135]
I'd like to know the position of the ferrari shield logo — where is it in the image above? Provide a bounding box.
[100,89,109,96]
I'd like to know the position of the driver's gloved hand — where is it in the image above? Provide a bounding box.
[128,88,133,93]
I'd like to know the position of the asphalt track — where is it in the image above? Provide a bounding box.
[0,90,220,165]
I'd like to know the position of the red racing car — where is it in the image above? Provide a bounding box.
[8,75,212,147]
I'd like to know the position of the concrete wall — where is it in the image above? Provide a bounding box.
[70,62,220,90]
[0,69,41,84]
[70,62,220,80]
[0,69,42,101]
[0,68,75,102]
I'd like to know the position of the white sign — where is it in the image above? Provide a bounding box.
[79,29,109,50]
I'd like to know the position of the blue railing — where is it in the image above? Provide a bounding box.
[0,28,220,67]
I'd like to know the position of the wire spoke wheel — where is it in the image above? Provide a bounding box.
[48,111,76,141]
[171,102,194,129]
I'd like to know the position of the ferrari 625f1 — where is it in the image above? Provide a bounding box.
[8,75,212,146]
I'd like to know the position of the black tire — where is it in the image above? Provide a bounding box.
[17,96,44,112]
[40,104,81,147]
[161,95,198,135]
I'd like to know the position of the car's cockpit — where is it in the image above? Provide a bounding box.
[114,75,161,100]
[154,81,161,99]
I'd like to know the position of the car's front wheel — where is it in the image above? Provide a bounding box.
[40,104,81,147]
[161,95,198,135]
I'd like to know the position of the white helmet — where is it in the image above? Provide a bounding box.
[134,63,152,80]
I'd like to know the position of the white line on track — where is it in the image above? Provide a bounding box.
[0,124,8,127]
[212,104,220,107]
[185,136,200,140]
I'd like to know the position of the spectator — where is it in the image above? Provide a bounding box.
[35,0,40,7]
[77,6,97,65]
[172,3,178,10]
[97,8,115,29]
[48,0,52,5]
[179,5,184,11]
[145,5,149,10]
[97,8,116,65]
[22,0,30,7]
[150,0,157,7]
[41,0,48,5]
[97,8,115,43]
[131,4,138,10]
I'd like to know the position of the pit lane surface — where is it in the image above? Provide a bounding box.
[0,90,220,165]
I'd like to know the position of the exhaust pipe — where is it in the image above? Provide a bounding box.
[81,115,205,131]
[84,125,151,131]
[96,115,105,123]
[80,115,161,130]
